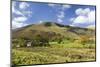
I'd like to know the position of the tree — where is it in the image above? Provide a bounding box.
[12,38,27,47]
[31,33,50,47]
[44,22,52,27]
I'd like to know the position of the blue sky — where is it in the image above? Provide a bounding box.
[12,1,96,29]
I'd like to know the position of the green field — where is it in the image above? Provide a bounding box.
[12,42,95,65]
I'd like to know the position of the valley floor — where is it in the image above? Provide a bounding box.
[12,46,96,66]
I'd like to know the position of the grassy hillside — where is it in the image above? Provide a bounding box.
[12,22,96,66]
[12,22,95,39]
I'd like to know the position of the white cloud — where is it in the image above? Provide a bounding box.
[62,5,71,10]
[48,4,71,11]
[21,11,32,17]
[84,8,91,14]
[12,20,28,29]
[70,8,95,27]
[75,8,90,16]
[12,1,32,16]
[12,1,32,29]
[48,4,56,7]
[70,18,75,22]
[88,10,95,23]
[19,2,30,10]
[57,11,64,23]
[13,16,28,22]
[12,2,28,29]
[57,11,64,18]
[57,5,71,23]
[38,20,43,24]
[12,16,28,29]
[75,8,83,15]
[19,2,32,17]
[12,2,24,16]
[73,16,88,24]
[57,18,63,23]
[48,3,71,24]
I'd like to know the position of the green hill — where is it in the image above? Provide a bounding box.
[12,22,95,40]
[12,22,96,65]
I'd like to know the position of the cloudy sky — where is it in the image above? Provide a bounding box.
[12,1,96,29]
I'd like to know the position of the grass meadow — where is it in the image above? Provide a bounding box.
[12,41,96,65]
